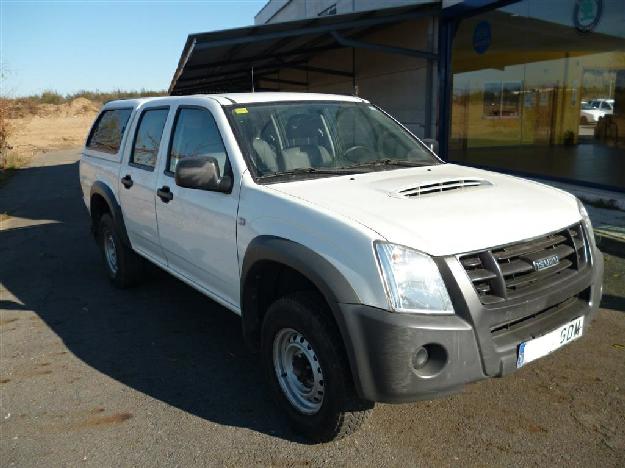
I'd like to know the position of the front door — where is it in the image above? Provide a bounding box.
[155,104,240,309]
[118,106,170,265]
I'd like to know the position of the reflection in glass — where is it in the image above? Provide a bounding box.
[449,0,625,190]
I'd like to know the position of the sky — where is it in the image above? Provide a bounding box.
[0,0,267,97]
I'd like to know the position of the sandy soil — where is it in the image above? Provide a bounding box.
[8,115,97,157]
[5,98,99,159]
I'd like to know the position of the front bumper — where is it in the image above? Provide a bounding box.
[339,247,604,404]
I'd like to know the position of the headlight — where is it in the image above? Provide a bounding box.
[375,242,453,314]
[577,198,596,246]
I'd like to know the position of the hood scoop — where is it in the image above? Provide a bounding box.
[392,178,492,198]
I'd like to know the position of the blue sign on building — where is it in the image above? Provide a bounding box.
[473,21,491,54]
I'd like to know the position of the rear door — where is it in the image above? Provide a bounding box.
[154,103,240,309]
[119,105,171,265]
[80,107,133,204]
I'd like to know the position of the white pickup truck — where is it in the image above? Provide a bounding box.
[79,93,603,441]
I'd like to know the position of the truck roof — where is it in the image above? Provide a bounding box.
[104,92,367,109]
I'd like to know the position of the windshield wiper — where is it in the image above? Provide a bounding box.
[346,159,433,169]
[257,166,365,180]
[256,160,431,180]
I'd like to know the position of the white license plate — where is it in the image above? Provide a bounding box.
[517,316,584,368]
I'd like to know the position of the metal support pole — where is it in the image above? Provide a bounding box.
[437,18,456,161]
[352,48,357,95]
[423,16,437,140]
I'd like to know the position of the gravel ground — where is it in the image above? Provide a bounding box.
[1,149,624,467]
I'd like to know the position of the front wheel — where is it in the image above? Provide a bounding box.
[261,292,373,442]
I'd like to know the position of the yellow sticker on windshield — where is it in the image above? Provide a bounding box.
[234,107,249,114]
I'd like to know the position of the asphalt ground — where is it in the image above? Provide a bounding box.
[1,149,624,467]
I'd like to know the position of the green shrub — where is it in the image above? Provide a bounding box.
[39,90,65,105]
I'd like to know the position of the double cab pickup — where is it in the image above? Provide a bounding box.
[80,93,604,441]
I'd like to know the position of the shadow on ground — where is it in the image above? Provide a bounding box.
[0,161,301,442]
[2,159,624,445]
[601,295,625,313]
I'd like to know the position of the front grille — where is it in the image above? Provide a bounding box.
[460,223,589,305]
[490,290,588,335]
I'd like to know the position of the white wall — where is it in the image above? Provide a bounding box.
[255,0,437,24]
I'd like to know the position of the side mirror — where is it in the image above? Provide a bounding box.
[421,138,439,155]
[174,156,232,193]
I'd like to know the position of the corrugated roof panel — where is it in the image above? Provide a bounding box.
[169,3,439,94]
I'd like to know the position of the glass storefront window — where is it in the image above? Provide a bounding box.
[449,0,625,191]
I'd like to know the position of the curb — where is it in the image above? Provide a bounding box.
[596,232,625,257]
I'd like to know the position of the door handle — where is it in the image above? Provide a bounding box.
[157,185,173,203]
[121,174,133,189]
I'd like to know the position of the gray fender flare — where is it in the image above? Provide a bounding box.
[89,181,131,247]
[240,236,364,390]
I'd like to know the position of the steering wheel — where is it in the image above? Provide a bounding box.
[341,145,375,164]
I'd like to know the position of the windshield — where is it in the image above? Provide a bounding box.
[227,101,439,180]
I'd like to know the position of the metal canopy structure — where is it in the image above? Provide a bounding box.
[169,3,439,95]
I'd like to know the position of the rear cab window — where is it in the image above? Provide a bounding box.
[87,108,132,155]
[130,108,170,170]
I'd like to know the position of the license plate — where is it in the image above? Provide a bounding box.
[517,316,584,368]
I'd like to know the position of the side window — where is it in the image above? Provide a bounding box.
[168,108,228,175]
[130,108,169,169]
[87,108,132,154]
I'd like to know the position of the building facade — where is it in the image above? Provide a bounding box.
[170,0,624,191]
[254,0,625,190]
[255,0,437,24]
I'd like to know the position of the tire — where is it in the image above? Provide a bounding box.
[261,291,373,442]
[580,116,588,125]
[97,213,142,288]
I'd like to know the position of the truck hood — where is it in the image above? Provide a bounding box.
[268,164,582,256]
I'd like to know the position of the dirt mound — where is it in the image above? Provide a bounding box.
[67,97,100,115]
[4,98,101,159]
[35,99,99,118]
[7,98,100,119]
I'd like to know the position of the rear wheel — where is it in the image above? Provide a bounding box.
[97,213,142,288]
[261,292,373,442]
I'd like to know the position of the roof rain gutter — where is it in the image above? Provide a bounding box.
[330,31,437,60]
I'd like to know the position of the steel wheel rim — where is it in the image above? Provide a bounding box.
[104,231,118,274]
[273,328,325,415]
